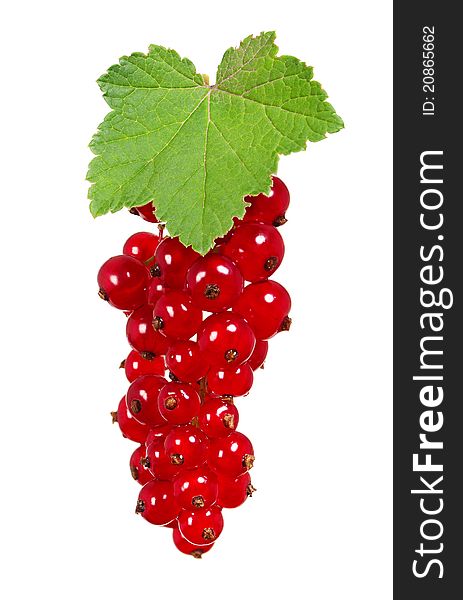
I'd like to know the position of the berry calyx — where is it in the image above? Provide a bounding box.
[186,254,244,311]
[97,255,149,310]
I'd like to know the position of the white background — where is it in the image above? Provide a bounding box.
[0,1,392,598]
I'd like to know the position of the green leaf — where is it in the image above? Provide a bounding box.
[87,32,343,254]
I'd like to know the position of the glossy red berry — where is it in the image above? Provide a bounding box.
[131,201,158,223]
[97,255,149,310]
[122,350,165,382]
[198,397,239,438]
[147,279,167,306]
[164,426,208,470]
[126,305,170,358]
[135,480,179,525]
[153,237,200,289]
[126,375,167,428]
[158,382,201,425]
[233,280,291,340]
[112,397,150,444]
[130,445,154,486]
[178,506,224,546]
[173,467,218,510]
[207,363,253,397]
[197,312,255,368]
[208,431,255,479]
[153,291,202,340]
[172,527,213,557]
[248,340,269,370]
[145,438,181,481]
[123,231,161,263]
[186,254,244,311]
[243,176,290,226]
[165,340,207,383]
[221,222,284,282]
[145,424,172,447]
[216,472,255,509]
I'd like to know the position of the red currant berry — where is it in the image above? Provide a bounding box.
[145,424,172,447]
[145,438,181,481]
[172,527,213,557]
[221,222,284,282]
[126,305,170,358]
[165,340,207,383]
[216,472,255,509]
[173,467,218,510]
[147,279,167,306]
[153,237,200,289]
[123,231,161,264]
[208,431,255,479]
[213,225,236,247]
[207,363,253,397]
[178,506,224,546]
[164,425,208,470]
[131,201,158,223]
[130,445,154,486]
[135,480,179,525]
[122,350,165,382]
[248,340,269,370]
[233,280,291,340]
[153,291,202,341]
[186,254,244,311]
[243,176,290,226]
[158,382,201,426]
[198,397,239,438]
[126,375,167,428]
[112,397,150,444]
[197,312,255,368]
[97,255,149,310]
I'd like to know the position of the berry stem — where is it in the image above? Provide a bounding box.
[198,377,207,405]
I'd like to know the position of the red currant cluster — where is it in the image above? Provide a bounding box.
[98,176,291,558]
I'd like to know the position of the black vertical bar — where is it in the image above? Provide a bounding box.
[394,2,463,597]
